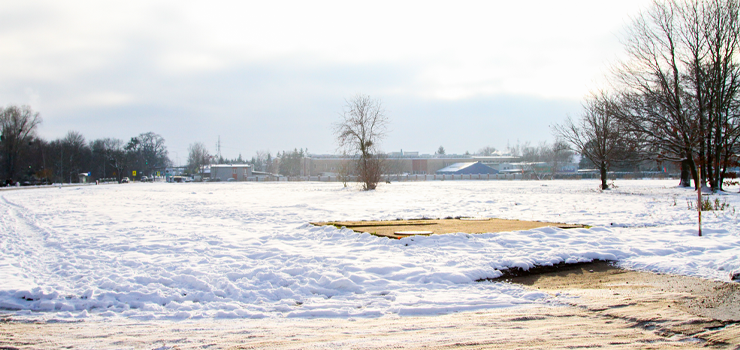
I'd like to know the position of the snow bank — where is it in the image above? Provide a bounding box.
[0,180,737,320]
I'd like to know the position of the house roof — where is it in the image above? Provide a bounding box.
[210,164,252,168]
[437,162,478,172]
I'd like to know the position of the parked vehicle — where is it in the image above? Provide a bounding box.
[120,177,130,183]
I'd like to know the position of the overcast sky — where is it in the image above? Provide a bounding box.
[0,1,652,162]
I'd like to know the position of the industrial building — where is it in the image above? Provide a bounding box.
[306,154,522,176]
[211,164,253,181]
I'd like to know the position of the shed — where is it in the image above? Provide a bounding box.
[435,162,498,175]
[211,164,253,181]
[78,172,91,183]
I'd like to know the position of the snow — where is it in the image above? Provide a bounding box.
[0,179,738,320]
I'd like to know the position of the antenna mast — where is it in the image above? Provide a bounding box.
[216,136,221,159]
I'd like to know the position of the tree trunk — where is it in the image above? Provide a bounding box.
[599,162,608,190]
[687,156,700,190]
[720,148,734,192]
[714,124,723,192]
[680,158,692,187]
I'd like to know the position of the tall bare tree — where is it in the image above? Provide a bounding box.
[613,0,700,188]
[700,0,740,190]
[555,92,630,189]
[612,0,740,191]
[334,94,389,190]
[103,138,126,181]
[0,105,42,183]
[61,131,89,183]
[90,137,125,180]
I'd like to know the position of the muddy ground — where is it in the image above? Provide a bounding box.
[2,262,739,349]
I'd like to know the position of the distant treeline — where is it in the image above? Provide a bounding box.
[1,105,169,184]
[186,144,307,177]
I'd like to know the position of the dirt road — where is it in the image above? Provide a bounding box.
[2,263,739,349]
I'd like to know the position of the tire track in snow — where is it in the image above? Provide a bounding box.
[0,195,52,296]
[0,194,102,311]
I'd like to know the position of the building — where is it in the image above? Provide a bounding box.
[78,172,91,183]
[436,162,499,175]
[471,156,522,169]
[280,152,580,177]
[494,163,521,172]
[306,154,522,176]
[211,164,253,181]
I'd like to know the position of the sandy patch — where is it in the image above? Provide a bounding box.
[312,218,584,239]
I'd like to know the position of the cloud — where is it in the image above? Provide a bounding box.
[0,0,651,159]
[383,94,581,155]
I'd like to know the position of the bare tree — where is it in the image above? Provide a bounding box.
[505,140,523,157]
[125,132,170,178]
[516,142,539,179]
[251,150,270,172]
[334,94,389,190]
[61,131,89,183]
[546,139,574,178]
[613,0,700,188]
[554,92,629,189]
[0,105,42,183]
[90,139,108,179]
[187,142,211,176]
[519,141,570,180]
[104,138,126,181]
[700,0,740,190]
[384,155,405,182]
[611,0,740,191]
[477,146,497,156]
[337,152,354,187]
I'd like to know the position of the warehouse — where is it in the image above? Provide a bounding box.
[211,164,253,181]
[435,162,499,175]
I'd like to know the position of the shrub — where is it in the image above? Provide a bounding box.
[687,197,731,211]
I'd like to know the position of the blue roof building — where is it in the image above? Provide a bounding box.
[435,161,499,175]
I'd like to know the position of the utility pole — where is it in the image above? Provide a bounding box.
[216,136,222,161]
[41,141,46,183]
[698,168,702,237]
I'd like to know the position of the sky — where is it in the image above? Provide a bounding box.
[0,1,653,163]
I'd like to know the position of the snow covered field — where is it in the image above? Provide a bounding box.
[0,179,738,321]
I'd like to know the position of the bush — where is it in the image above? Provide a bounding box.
[687,197,731,211]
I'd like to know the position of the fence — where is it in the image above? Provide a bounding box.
[244,172,677,182]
